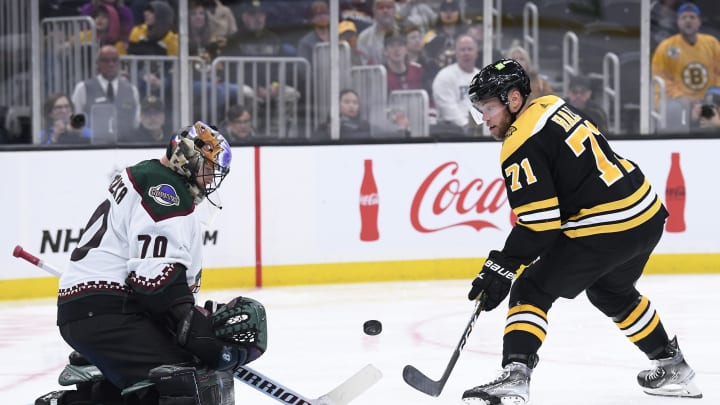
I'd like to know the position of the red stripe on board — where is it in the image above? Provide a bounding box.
[254,146,263,288]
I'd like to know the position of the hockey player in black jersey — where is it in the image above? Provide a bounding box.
[461,59,702,404]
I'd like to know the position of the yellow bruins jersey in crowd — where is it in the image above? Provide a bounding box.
[651,33,720,101]
[500,95,667,267]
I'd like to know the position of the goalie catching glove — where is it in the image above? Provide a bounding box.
[468,250,517,311]
[176,296,267,370]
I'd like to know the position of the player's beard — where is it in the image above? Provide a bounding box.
[491,114,513,141]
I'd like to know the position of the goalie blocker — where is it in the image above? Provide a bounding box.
[36,296,267,405]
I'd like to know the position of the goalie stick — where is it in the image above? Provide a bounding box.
[402,294,486,397]
[12,245,383,405]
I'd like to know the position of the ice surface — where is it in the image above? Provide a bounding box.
[2,275,717,404]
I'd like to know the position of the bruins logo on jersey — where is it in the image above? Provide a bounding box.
[682,62,709,91]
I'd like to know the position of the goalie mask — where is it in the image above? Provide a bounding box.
[166,121,232,206]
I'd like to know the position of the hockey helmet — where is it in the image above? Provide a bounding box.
[468,58,531,105]
[166,121,232,205]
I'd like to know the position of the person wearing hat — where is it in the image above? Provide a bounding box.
[339,20,370,65]
[118,95,169,144]
[566,74,609,135]
[383,30,423,94]
[651,2,720,112]
[127,1,178,56]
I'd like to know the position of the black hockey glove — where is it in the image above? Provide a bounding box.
[177,305,247,371]
[468,250,517,311]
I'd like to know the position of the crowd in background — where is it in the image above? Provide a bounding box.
[1,0,720,145]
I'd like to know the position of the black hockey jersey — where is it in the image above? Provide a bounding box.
[499,95,667,267]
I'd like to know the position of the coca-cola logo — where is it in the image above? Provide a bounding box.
[411,161,507,232]
[360,193,379,205]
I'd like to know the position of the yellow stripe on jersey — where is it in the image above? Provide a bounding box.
[567,180,651,222]
[561,179,663,237]
[505,304,548,342]
[563,197,663,237]
[501,95,565,163]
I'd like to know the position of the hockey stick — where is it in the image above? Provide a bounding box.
[12,245,383,405]
[236,363,382,405]
[12,245,61,276]
[402,294,486,397]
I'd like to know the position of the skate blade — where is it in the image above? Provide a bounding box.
[462,395,527,405]
[643,380,702,398]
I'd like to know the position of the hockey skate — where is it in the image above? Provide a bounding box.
[637,336,702,398]
[462,362,531,405]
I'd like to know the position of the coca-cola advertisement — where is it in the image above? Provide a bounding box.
[360,159,380,241]
[665,152,686,233]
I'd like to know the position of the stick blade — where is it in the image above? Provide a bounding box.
[402,364,443,397]
[318,364,383,405]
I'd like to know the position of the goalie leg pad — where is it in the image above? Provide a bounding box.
[149,365,201,405]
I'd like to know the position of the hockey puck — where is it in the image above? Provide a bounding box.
[363,320,382,335]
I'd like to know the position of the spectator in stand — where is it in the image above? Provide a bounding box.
[318,88,410,139]
[690,86,720,130]
[404,22,424,65]
[40,93,93,145]
[188,0,224,62]
[71,45,141,139]
[432,34,479,132]
[127,1,178,56]
[340,0,374,33]
[297,0,330,69]
[206,0,238,46]
[652,2,720,130]
[75,2,126,53]
[395,0,436,37]
[383,31,424,94]
[565,75,609,134]
[357,0,400,65]
[421,0,469,68]
[223,1,281,59]
[220,104,258,143]
[81,0,134,42]
[340,20,370,66]
[223,1,301,135]
[505,43,553,102]
[651,0,679,50]
[118,95,169,144]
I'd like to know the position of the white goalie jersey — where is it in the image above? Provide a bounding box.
[58,159,203,307]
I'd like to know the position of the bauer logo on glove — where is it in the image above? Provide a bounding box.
[468,250,517,311]
[484,258,515,280]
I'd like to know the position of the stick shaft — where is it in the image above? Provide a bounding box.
[402,295,485,396]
